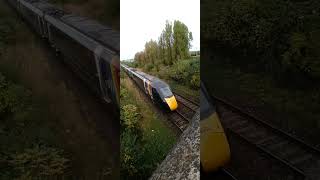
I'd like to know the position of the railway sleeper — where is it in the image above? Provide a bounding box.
[288,153,313,166]
[257,135,281,147]
[235,125,254,134]
[228,119,248,129]
[279,146,303,158]
[242,130,267,142]
[268,140,290,151]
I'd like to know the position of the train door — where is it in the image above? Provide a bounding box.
[94,46,116,104]
[152,88,161,103]
[37,15,44,37]
[143,79,148,94]
[98,58,112,102]
[148,83,153,100]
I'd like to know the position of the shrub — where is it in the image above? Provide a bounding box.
[9,144,69,179]
[120,130,143,179]
[120,104,141,134]
[0,73,31,121]
[168,58,200,89]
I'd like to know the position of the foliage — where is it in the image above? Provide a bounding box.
[120,104,141,133]
[134,20,193,66]
[120,76,176,179]
[9,144,69,179]
[168,58,200,89]
[202,0,320,84]
[120,129,142,179]
[173,20,193,60]
[0,73,31,122]
[131,20,199,91]
[0,73,70,179]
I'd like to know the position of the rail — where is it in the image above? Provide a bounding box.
[170,92,199,133]
[212,94,320,179]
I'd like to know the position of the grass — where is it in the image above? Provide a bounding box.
[167,80,199,103]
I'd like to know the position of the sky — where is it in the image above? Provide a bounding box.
[120,0,200,60]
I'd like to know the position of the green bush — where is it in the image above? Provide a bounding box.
[0,73,69,179]
[168,58,200,89]
[144,63,154,72]
[9,144,69,179]
[0,73,32,121]
[120,104,141,131]
[120,130,143,180]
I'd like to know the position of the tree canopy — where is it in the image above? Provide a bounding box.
[134,20,193,67]
[202,0,320,85]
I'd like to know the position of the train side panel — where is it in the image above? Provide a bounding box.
[48,24,101,96]
[18,1,42,34]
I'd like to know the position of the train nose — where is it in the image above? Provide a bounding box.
[201,132,230,172]
[200,113,231,172]
[164,96,178,111]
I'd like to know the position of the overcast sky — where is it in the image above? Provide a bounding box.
[120,0,200,60]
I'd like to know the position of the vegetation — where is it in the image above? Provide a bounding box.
[202,0,320,144]
[120,72,176,179]
[202,0,320,85]
[0,73,69,179]
[129,20,200,90]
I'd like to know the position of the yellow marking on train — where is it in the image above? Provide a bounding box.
[201,112,230,172]
[165,96,178,111]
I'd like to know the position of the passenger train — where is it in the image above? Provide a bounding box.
[6,0,120,109]
[121,64,178,111]
[200,82,231,172]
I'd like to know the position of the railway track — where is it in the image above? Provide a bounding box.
[220,168,239,180]
[202,168,238,180]
[212,95,320,180]
[169,93,199,133]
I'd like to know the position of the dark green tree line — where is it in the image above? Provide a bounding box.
[202,0,320,86]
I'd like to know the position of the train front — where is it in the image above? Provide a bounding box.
[155,80,178,111]
[200,82,231,172]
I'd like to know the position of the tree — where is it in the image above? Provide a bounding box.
[144,40,158,66]
[173,20,193,60]
[164,21,174,65]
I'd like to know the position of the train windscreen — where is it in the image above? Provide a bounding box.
[159,87,173,98]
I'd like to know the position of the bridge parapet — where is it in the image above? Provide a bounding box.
[150,110,200,180]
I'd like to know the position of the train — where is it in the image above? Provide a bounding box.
[121,64,178,111]
[6,0,120,109]
[200,82,231,172]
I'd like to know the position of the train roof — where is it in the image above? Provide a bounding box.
[36,2,65,17]
[22,0,119,55]
[61,15,120,54]
[135,71,169,88]
[121,64,170,88]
